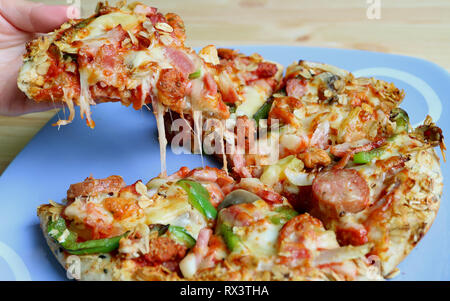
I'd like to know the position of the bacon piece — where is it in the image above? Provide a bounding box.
[257,190,284,204]
[193,228,212,263]
[164,47,195,76]
[203,73,218,95]
[198,235,227,269]
[133,4,157,16]
[187,166,234,187]
[312,169,370,216]
[204,183,225,208]
[286,78,307,99]
[67,176,125,200]
[149,12,166,26]
[165,166,191,180]
[220,204,257,227]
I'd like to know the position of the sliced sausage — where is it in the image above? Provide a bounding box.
[255,62,278,78]
[286,78,307,99]
[157,68,187,104]
[141,236,188,267]
[312,169,369,216]
[67,175,125,200]
[103,197,141,220]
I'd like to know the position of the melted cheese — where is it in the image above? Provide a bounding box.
[74,12,142,41]
[125,47,173,70]
[236,86,267,117]
[144,184,207,238]
[154,101,167,177]
[240,222,282,257]
[78,68,95,128]
[226,200,285,257]
[193,110,204,166]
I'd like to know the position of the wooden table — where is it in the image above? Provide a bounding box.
[1,0,449,174]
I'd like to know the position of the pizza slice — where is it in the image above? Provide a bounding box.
[230,60,407,178]
[307,118,444,277]
[244,61,445,277]
[37,166,382,280]
[18,1,230,129]
[212,47,283,116]
[164,47,283,170]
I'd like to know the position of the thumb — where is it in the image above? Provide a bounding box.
[0,0,70,33]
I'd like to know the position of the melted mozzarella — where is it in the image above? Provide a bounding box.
[236,86,267,117]
[74,12,142,41]
[125,47,173,70]
[154,101,167,177]
[240,221,282,257]
[144,183,207,239]
[228,200,285,257]
[78,68,95,127]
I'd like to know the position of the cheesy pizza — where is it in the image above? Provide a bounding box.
[18,2,230,128]
[24,2,445,281]
[38,167,382,280]
[250,61,445,277]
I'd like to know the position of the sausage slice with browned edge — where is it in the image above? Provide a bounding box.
[312,169,369,217]
[67,175,126,200]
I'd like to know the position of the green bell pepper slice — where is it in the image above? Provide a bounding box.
[168,225,196,248]
[219,223,242,253]
[269,206,298,225]
[177,179,217,220]
[390,108,409,134]
[47,217,127,255]
[353,147,386,164]
[188,69,202,79]
[253,98,274,123]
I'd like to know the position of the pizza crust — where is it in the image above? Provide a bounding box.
[374,148,443,275]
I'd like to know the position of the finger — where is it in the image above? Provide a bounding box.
[19,99,63,115]
[2,93,62,116]
[0,0,69,33]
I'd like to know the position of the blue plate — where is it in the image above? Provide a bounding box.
[0,46,449,281]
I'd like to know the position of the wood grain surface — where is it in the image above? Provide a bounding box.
[1,0,449,174]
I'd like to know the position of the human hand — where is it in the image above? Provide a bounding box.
[0,0,69,116]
